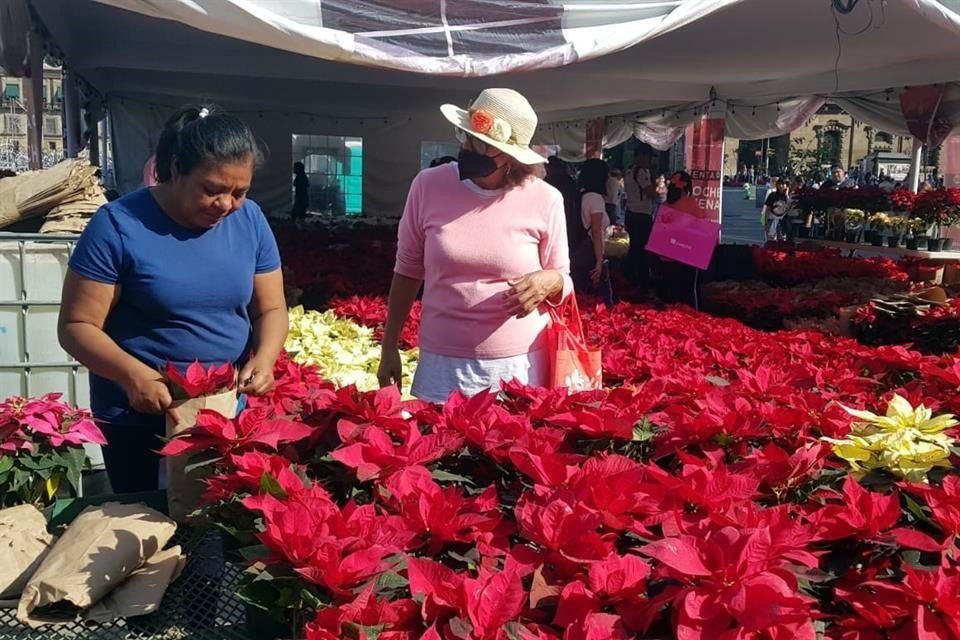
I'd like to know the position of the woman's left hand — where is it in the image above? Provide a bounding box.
[506,270,563,318]
[239,357,276,396]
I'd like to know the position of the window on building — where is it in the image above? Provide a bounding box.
[420,141,460,170]
[291,134,363,216]
[875,131,894,145]
[13,141,20,153]
[820,130,843,167]
[3,83,20,101]
[43,116,60,135]
[54,86,62,102]
[3,114,25,135]
[48,141,56,151]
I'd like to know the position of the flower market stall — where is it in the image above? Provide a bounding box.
[1,1,960,637]
[1,221,960,638]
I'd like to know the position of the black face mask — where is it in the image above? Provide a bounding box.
[666,185,684,204]
[458,149,499,181]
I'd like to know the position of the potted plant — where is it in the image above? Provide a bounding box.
[904,218,928,251]
[0,394,107,508]
[885,215,907,248]
[868,212,890,246]
[912,187,960,251]
[843,209,865,243]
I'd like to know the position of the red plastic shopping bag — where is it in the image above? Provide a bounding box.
[546,296,602,391]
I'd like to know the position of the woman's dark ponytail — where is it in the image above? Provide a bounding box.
[154,105,261,182]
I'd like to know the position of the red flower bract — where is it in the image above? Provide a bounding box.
[164,360,236,398]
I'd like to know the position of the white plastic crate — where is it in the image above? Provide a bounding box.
[0,234,101,468]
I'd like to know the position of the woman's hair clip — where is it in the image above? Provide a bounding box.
[198,107,210,119]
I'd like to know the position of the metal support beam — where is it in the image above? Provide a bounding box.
[910,138,923,193]
[62,70,82,157]
[23,29,43,170]
[87,117,100,166]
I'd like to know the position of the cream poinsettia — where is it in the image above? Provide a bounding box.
[285,306,418,392]
[823,394,958,483]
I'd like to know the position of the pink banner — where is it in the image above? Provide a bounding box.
[585,118,605,159]
[899,85,952,148]
[645,204,721,270]
[683,116,725,223]
[945,134,960,189]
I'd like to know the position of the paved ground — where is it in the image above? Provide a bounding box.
[720,187,766,245]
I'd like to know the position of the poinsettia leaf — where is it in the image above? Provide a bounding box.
[640,538,712,577]
[885,527,942,553]
[375,571,408,593]
[430,469,476,486]
[259,472,288,500]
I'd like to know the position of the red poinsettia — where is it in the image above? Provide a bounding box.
[163,360,236,398]
[808,476,941,551]
[331,423,463,481]
[158,407,313,456]
[640,525,817,639]
[381,466,512,556]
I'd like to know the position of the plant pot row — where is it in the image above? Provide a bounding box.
[857,229,953,252]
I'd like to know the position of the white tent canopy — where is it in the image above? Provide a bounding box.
[24,0,960,215]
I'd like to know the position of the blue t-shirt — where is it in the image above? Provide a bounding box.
[68,188,281,423]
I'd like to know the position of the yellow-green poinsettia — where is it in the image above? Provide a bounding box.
[285,305,418,392]
[842,394,959,435]
[825,395,958,483]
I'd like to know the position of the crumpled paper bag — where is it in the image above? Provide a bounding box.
[84,545,186,623]
[166,388,238,522]
[0,505,55,599]
[17,502,177,627]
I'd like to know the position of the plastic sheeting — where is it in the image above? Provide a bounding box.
[24,0,960,215]
[87,0,735,77]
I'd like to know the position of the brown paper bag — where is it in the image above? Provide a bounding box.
[166,389,238,522]
[17,502,176,627]
[0,505,55,599]
[84,546,186,623]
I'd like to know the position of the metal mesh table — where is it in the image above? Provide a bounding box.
[0,499,251,640]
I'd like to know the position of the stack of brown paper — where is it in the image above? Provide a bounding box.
[16,502,183,628]
[0,157,106,232]
[0,505,55,604]
[166,389,239,522]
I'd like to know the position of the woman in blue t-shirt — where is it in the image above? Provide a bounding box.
[58,106,288,493]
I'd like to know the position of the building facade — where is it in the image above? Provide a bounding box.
[723,104,941,182]
[0,66,64,171]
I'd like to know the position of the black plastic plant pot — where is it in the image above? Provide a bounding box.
[886,235,900,248]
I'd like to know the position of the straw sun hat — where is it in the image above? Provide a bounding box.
[441,88,547,165]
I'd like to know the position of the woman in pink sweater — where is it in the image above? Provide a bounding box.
[378,89,573,402]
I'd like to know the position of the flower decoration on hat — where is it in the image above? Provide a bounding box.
[470,108,513,144]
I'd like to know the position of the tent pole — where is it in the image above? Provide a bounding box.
[23,29,44,170]
[63,70,82,158]
[910,139,923,193]
[88,118,100,166]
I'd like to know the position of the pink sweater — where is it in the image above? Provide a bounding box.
[395,163,573,359]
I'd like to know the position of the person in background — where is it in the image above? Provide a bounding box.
[544,156,578,225]
[377,88,573,402]
[58,105,287,494]
[823,165,856,189]
[570,158,614,306]
[786,176,805,242]
[623,153,656,289]
[429,155,457,168]
[141,130,160,188]
[761,178,789,241]
[605,167,624,226]
[292,161,310,220]
[657,170,706,309]
[655,174,668,206]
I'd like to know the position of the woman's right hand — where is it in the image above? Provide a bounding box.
[377,346,403,389]
[124,372,174,415]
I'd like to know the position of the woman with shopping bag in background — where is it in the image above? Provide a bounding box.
[378,88,579,402]
[58,105,288,496]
